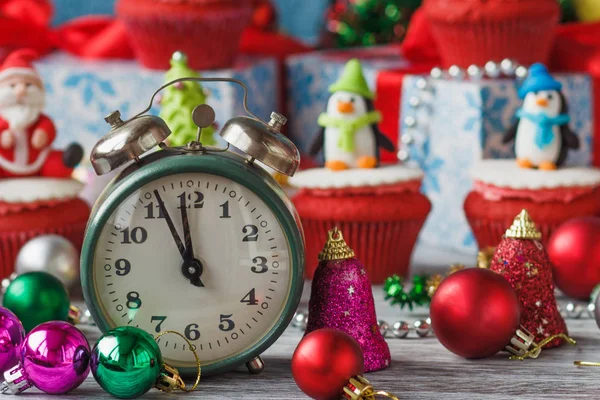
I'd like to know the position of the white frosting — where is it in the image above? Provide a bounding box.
[470,160,600,189]
[0,178,84,203]
[288,164,424,189]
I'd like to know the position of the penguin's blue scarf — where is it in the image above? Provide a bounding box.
[516,108,570,149]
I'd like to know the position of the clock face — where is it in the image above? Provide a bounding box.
[91,172,293,369]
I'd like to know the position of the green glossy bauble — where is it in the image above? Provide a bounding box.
[3,271,70,332]
[91,327,162,399]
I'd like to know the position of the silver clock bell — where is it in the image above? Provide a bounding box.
[90,77,300,177]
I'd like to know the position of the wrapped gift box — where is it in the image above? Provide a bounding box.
[286,46,411,157]
[401,74,595,254]
[36,53,279,153]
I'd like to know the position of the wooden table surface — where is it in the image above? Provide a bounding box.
[20,247,600,399]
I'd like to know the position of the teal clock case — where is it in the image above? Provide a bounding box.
[81,149,305,377]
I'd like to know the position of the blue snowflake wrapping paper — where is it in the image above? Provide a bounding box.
[286,47,409,155]
[35,53,278,154]
[401,74,594,254]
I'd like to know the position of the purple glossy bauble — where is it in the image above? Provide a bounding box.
[0,308,25,375]
[22,321,90,394]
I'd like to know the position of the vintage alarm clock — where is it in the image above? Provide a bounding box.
[81,78,305,377]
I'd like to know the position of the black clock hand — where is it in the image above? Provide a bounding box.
[179,196,205,287]
[153,190,204,287]
[153,190,186,258]
[180,197,194,260]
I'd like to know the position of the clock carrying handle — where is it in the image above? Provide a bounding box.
[130,77,263,123]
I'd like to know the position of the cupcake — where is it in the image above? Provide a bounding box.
[464,159,600,249]
[289,165,431,283]
[423,0,560,67]
[0,178,90,279]
[117,0,254,70]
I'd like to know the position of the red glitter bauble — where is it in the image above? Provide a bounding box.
[291,329,364,400]
[430,268,521,358]
[548,217,600,300]
[491,237,568,348]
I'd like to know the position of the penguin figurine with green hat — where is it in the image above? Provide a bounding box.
[157,51,217,147]
[309,59,394,170]
[503,63,579,170]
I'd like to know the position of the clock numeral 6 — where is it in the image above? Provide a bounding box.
[185,323,201,341]
[126,291,142,309]
[242,225,258,242]
[115,259,131,276]
[151,316,167,333]
[251,256,268,273]
[240,288,259,306]
[121,227,147,244]
[219,314,235,332]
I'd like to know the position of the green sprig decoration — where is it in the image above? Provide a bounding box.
[384,275,430,311]
[325,0,422,48]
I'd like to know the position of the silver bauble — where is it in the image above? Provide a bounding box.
[392,321,410,338]
[448,65,464,80]
[467,65,483,80]
[378,320,390,337]
[500,59,517,76]
[292,311,308,330]
[515,66,529,79]
[595,294,600,329]
[430,67,444,79]
[484,61,500,78]
[414,319,431,337]
[15,235,79,288]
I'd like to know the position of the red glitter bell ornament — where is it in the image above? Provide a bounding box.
[292,329,398,400]
[305,228,391,372]
[547,217,600,300]
[430,268,521,358]
[491,210,568,348]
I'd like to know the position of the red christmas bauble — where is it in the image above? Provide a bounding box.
[430,268,521,358]
[291,329,364,400]
[548,217,600,300]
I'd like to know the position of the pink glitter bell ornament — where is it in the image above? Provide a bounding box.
[0,308,24,376]
[305,227,391,372]
[1,321,90,395]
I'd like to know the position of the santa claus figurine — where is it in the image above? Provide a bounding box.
[0,49,82,178]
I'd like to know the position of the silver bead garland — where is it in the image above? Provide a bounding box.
[399,59,530,164]
[291,311,434,339]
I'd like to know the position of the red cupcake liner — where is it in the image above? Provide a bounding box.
[118,2,253,70]
[464,189,600,249]
[424,0,560,69]
[0,199,90,279]
[303,218,428,283]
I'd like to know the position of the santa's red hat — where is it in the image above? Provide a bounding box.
[0,49,40,82]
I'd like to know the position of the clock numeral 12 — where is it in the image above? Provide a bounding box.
[178,192,204,210]
[240,288,259,305]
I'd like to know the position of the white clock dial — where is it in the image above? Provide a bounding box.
[92,172,292,368]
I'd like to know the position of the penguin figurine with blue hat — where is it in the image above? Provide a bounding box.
[503,63,579,170]
[309,59,394,171]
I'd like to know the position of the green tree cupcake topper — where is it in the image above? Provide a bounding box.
[158,51,216,146]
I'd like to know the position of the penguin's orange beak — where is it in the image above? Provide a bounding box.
[337,101,354,114]
[536,98,549,107]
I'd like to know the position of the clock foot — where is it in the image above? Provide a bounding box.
[245,356,264,374]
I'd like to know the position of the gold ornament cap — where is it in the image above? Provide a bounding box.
[505,209,542,240]
[318,227,355,261]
